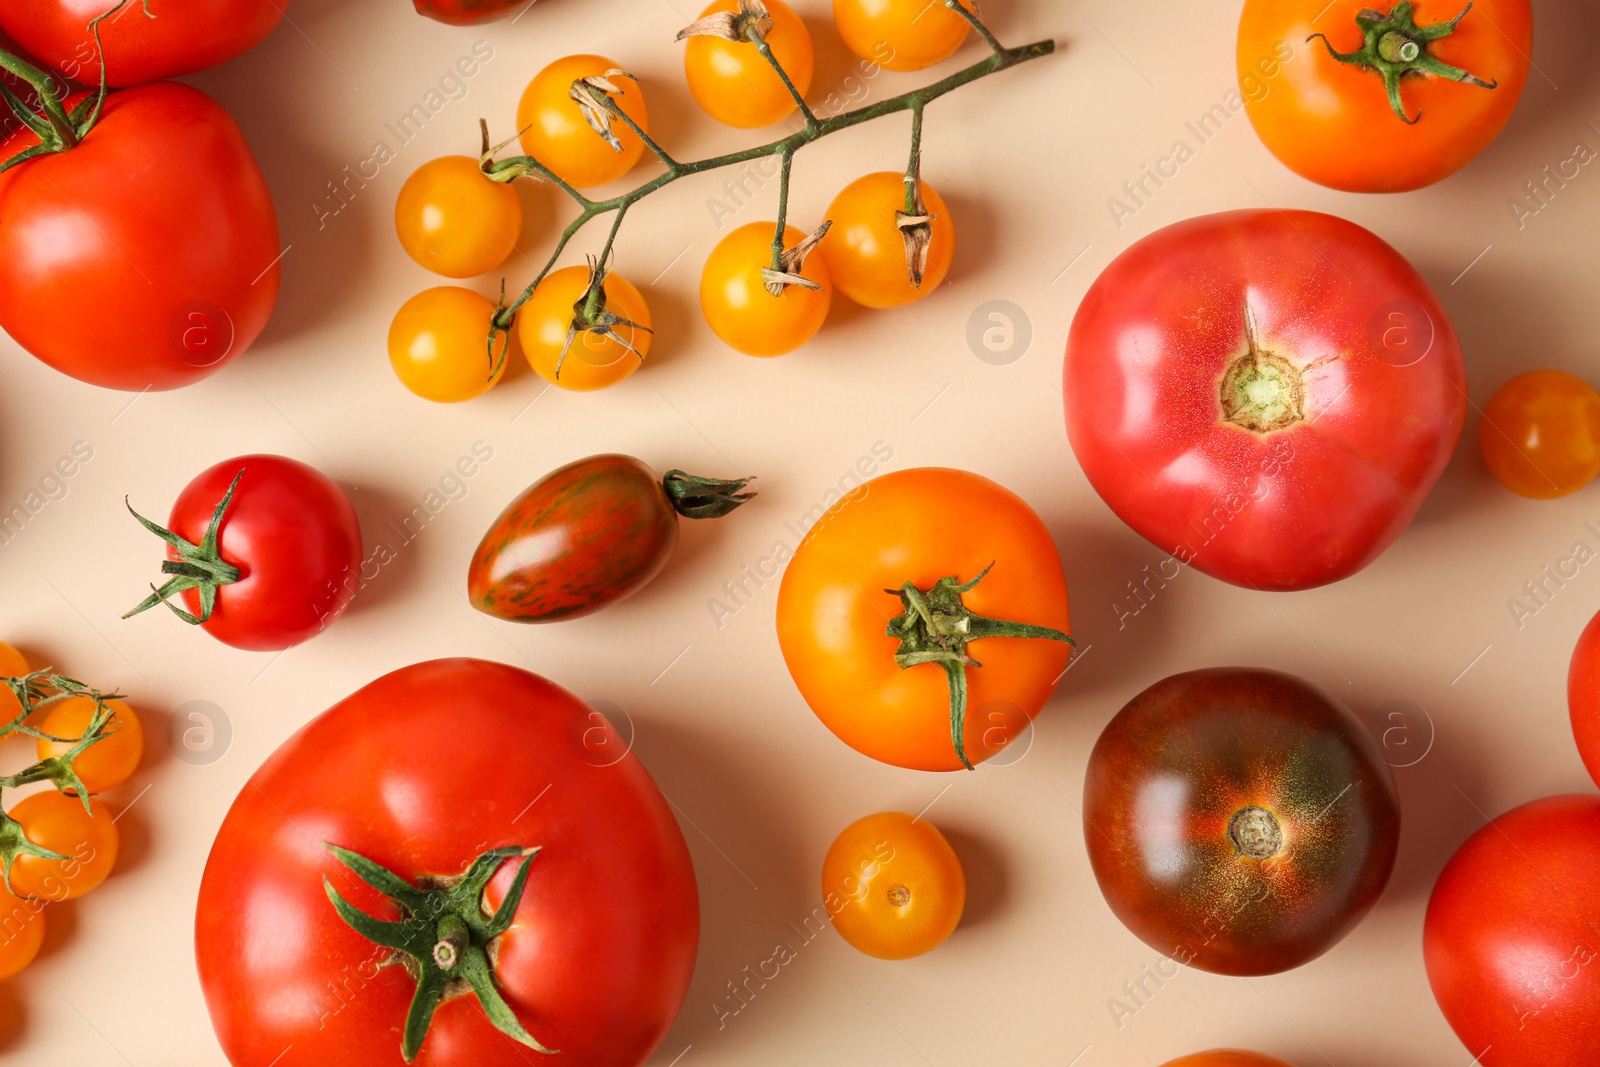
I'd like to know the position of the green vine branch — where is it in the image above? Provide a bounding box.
[475,0,1055,376]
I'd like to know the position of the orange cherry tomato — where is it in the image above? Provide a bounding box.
[0,885,44,979]
[1238,0,1531,191]
[700,222,831,357]
[833,0,974,71]
[1480,370,1600,498]
[7,792,118,901]
[517,54,649,189]
[0,641,27,722]
[823,812,965,960]
[777,467,1072,771]
[388,286,509,403]
[36,696,144,795]
[395,155,523,279]
[820,171,955,309]
[517,265,653,391]
[1160,1053,1296,1067]
[684,0,814,129]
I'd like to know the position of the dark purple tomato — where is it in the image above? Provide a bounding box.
[468,454,752,623]
[1083,667,1400,976]
[413,0,527,25]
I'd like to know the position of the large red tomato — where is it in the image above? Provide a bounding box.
[1064,209,1465,591]
[1567,607,1600,788]
[1084,667,1400,976]
[0,0,286,86]
[1424,794,1600,1066]
[196,659,699,1067]
[123,455,362,651]
[0,82,281,391]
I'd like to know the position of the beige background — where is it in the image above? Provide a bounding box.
[2,0,1598,1062]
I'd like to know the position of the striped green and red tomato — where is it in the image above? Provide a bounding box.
[468,454,753,623]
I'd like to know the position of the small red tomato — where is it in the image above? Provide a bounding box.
[1084,667,1400,976]
[1425,794,1600,1066]
[123,455,363,651]
[470,455,753,623]
[1569,607,1600,788]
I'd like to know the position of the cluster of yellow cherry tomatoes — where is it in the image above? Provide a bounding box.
[385,0,972,404]
[0,641,143,981]
[1481,369,1600,499]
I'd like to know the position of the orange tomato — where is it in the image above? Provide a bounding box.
[395,155,523,279]
[1238,0,1531,192]
[776,468,1072,771]
[684,0,814,128]
[388,286,509,403]
[833,0,974,72]
[823,812,965,960]
[0,885,44,979]
[517,265,652,391]
[1480,370,1600,498]
[517,54,649,189]
[700,222,831,357]
[820,172,955,309]
[36,696,144,795]
[7,792,118,901]
[0,641,27,722]
[1160,1053,1296,1067]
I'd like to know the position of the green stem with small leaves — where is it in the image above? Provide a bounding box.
[1306,1,1496,124]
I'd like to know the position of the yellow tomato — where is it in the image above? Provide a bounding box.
[833,0,975,72]
[0,642,28,723]
[388,286,509,403]
[684,0,814,128]
[823,812,965,960]
[36,696,143,795]
[7,792,118,901]
[700,223,831,357]
[395,155,523,278]
[517,54,649,189]
[1481,370,1600,498]
[517,265,652,392]
[820,172,955,309]
[0,886,44,979]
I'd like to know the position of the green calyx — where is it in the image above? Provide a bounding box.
[122,470,245,627]
[885,564,1075,770]
[323,842,555,1063]
[552,256,654,382]
[0,0,151,175]
[0,670,125,895]
[1307,1,1496,124]
[663,470,756,520]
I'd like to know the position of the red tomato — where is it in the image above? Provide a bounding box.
[413,0,523,25]
[124,455,362,651]
[1569,608,1600,788]
[1064,209,1465,591]
[1424,794,1600,1066]
[196,659,699,1067]
[0,0,286,87]
[1084,668,1400,976]
[0,82,281,391]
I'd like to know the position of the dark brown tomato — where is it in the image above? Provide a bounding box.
[469,455,752,623]
[1083,667,1399,976]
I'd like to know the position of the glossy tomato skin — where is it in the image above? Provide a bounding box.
[776,467,1071,771]
[413,0,522,25]
[0,83,281,391]
[164,456,362,651]
[195,659,699,1067]
[1160,1053,1295,1067]
[1065,209,1465,591]
[1424,794,1600,1066]
[1238,0,1531,192]
[1568,608,1600,788]
[0,0,286,87]
[1084,668,1400,976]
[470,455,679,623]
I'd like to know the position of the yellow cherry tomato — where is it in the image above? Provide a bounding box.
[700,222,831,357]
[517,54,649,189]
[388,286,509,403]
[833,0,974,72]
[36,696,143,795]
[517,265,652,392]
[395,155,523,279]
[684,0,814,129]
[7,792,118,901]
[0,885,44,979]
[823,811,965,960]
[820,171,955,309]
[1481,370,1600,498]
[0,642,28,723]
